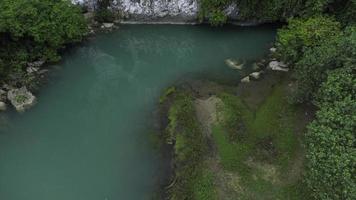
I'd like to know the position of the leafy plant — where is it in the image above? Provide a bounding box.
[305,66,356,200]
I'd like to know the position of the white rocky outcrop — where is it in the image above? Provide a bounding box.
[268,61,289,72]
[7,87,36,112]
[72,0,239,22]
[112,0,199,21]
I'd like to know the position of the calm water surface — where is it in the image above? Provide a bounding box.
[0,25,276,200]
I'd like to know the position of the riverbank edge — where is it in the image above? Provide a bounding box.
[154,51,315,199]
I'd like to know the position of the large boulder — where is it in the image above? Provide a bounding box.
[7,87,36,112]
[268,61,289,72]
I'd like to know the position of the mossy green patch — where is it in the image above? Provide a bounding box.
[193,169,218,200]
[159,86,176,104]
[212,84,308,199]
[165,91,209,200]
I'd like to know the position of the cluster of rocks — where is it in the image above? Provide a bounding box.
[0,86,37,112]
[225,47,290,84]
[0,61,47,112]
[240,71,264,83]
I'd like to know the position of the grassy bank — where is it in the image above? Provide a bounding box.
[160,73,312,199]
[161,90,217,200]
[212,82,309,199]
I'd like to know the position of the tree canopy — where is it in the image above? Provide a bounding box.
[0,0,87,77]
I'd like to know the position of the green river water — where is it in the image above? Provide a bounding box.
[0,25,276,200]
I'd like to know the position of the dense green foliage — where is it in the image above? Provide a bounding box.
[275,5,356,199]
[94,0,115,23]
[276,16,341,64]
[276,17,356,103]
[236,0,305,21]
[304,0,356,25]
[305,66,356,199]
[0,0,87,78]
[199,0,355,25]
[199,0,230,25]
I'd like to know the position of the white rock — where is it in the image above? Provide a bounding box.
[103,23,114,28]
[241,76,250,83]
[270,47,277,53]
[7,87,36,112]
[0,102,6,111]
[26,66,39,73]
[28,60,45,68]
[268,61,289,72]
[250,71,263,79]
[225,59,244,70]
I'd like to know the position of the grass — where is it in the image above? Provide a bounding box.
[161,77,310,199]
[211,84,308,199]
[193,169,218,200]
[164,91,210,200]
[159,86,176,104]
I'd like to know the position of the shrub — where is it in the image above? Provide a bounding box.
[276,16,341,64]
[305,66,356,199]
[0,0,88,78]
[199,0,231,26]
[276,17,356,103]
[94,0,115,23]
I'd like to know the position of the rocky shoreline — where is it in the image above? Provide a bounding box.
[0,61,47,112]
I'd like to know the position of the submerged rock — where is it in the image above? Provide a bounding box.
[225,59,244,70]
[7,87,36,112]
[268,61,289,72]
[241,76,250,83]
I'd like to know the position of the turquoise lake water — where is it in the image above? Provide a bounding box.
[0,25,276,200]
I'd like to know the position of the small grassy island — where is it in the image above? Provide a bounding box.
[0,0,355,200]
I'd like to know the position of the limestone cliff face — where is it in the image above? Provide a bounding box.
[72,0,239,22]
